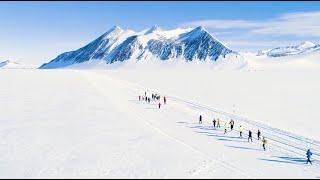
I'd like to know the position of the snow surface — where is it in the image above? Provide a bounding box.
[2,38,320,178]
[0,64,319,178]
[243,51,320,71]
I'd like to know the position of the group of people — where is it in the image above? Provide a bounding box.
[199,115,313,164]
[139,92,314,165]
[152,93,161,101]
[139,95,151,103]
[139,91,167,109]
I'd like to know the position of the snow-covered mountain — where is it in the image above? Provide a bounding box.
[257,41,320,57]
[39,26,243,69]
[0,60,11,68]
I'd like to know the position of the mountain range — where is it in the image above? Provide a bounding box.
[39,26,242,69]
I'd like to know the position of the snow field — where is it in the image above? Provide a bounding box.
[0,69,319,178]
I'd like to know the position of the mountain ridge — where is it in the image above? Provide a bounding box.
[39,25,243,69]
[257,41,320,57]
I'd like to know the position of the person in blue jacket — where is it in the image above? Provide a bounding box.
[306,149,313,165]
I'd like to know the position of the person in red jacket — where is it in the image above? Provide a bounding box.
[163,96,167,104]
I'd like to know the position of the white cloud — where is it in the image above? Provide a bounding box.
[181,11,320,37]
[252,12,320,37]
[222,39,303,50]
[182,20,260,29]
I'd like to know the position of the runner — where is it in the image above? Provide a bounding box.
[230,119,235,131]
[262,137,267,151]
[257,129,261,140]
[213,118,216,128]
[224,122,228,134]
[239,125,244,138]
[306,149,313,165]
[248,130,253,142]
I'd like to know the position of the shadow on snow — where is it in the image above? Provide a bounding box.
[259,156,317,165]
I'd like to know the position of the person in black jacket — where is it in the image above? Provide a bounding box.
[213,118,216,127]
[248,130,253,142]
[230,119,235,131]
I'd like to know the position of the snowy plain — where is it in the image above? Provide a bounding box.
[0,54,320,178]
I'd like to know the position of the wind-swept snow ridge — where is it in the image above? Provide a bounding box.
[0,60,35,69]
[257,41,320,57]
[145,25,162,35]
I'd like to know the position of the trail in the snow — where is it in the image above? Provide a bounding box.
[167,96,320,159]
[79,70,249,178]
[99,71,320,160]
[146,96,320,176]
[84,70,320,176]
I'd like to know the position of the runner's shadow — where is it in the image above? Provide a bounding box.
[226,145,263,151]
[258,158,299,164]
[128,100,142,104]
[259,156,310,165]
[205,133,242,140]
[189,125,216,131]
[145,107,158,110]
[176,121,189,124]
[279,156,319,164]
[216,138,246,143]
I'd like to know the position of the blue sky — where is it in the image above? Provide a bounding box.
[1,1,320,65]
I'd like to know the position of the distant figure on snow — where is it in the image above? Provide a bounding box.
[199,115,202,124]
[239,125,244,138]
[224,123,228,134]
[217,118,221,128]
[158,102,161,109]
[139,95,141,101]
[230,119,235,131]
[164,96,167,104]
[248,130,253,142]
[213,118,216,128]
[306,149,313,165]
[262,137,267,151]
[257,129,261,140]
